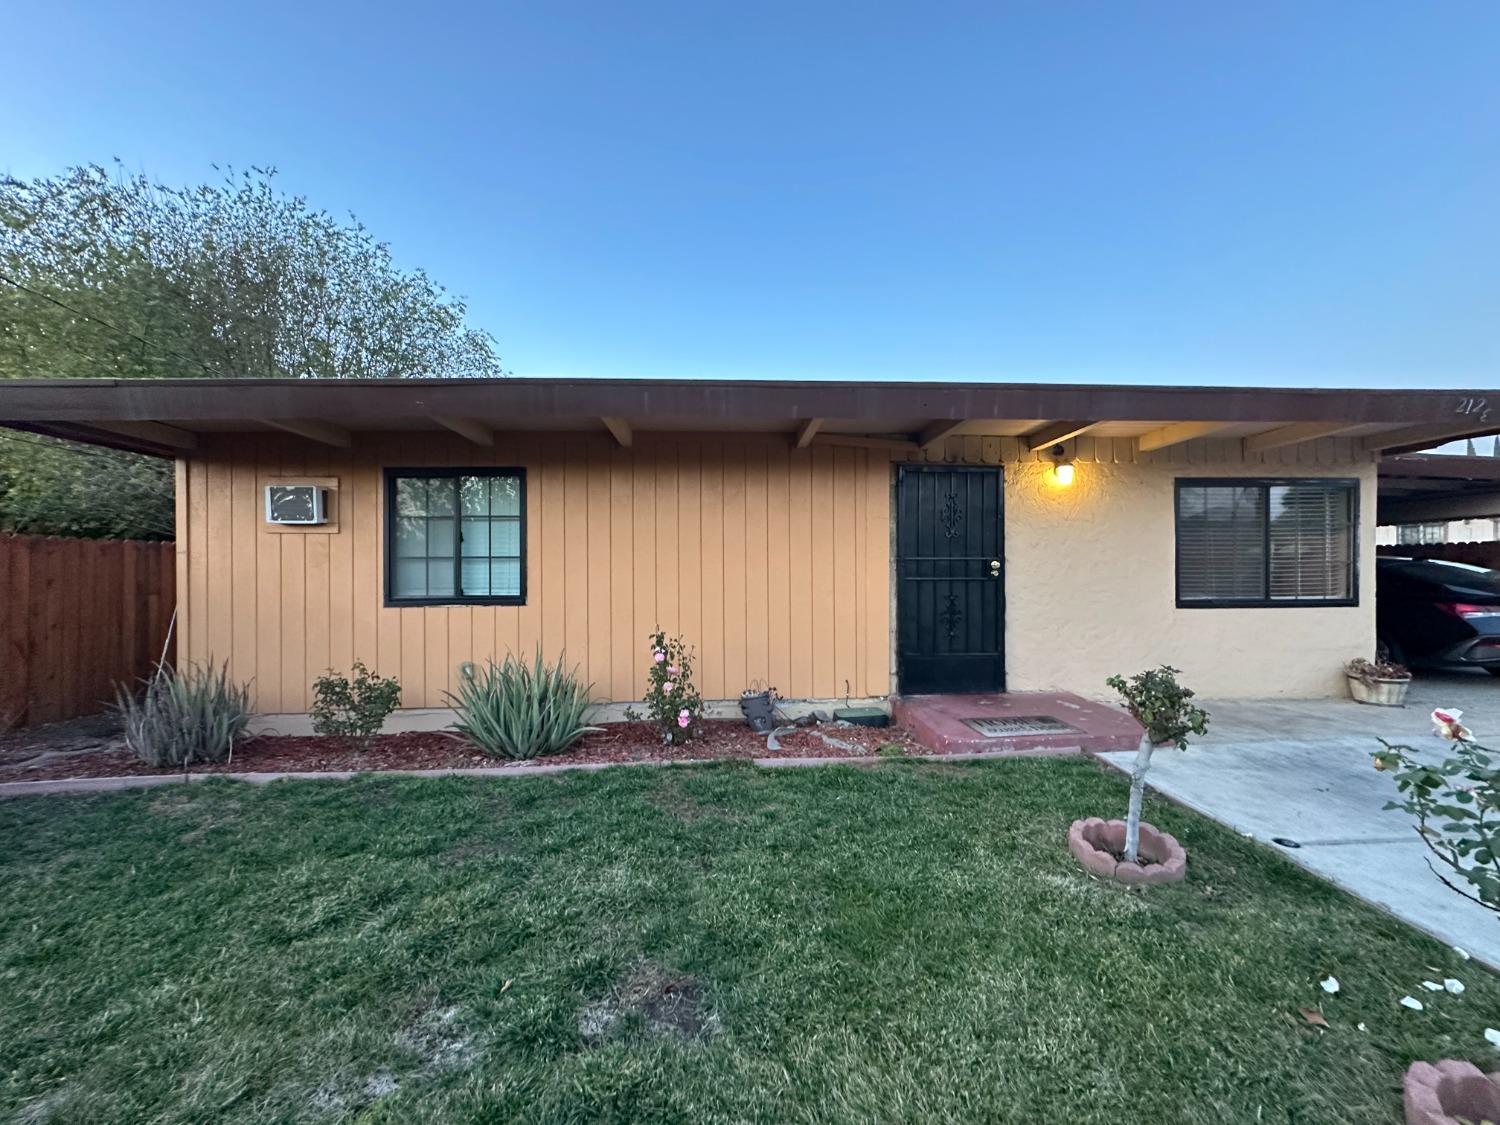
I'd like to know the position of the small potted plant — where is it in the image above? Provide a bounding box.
[1068,666,1208,885]
[1345,657,1412,707]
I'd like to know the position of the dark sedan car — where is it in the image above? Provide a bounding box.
[1377,556,1500,675]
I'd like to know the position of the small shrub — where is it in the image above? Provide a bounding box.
[116,661,252,769]
[447,649,598,760]
[1374,708,1498,914]
[642,630,704,745]
[1105,666,1210,864]
[310,661,401,749]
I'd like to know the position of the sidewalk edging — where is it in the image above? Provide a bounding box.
[0,746,1057,798]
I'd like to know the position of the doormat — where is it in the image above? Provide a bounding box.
[962,716,1078,737]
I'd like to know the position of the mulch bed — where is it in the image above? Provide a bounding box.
[0,720,930,783]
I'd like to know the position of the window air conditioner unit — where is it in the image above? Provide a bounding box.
[265,484,327,525]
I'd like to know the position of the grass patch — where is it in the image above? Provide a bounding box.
[1,759,1496,1123]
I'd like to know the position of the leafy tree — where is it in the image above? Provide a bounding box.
[0,163,504,539]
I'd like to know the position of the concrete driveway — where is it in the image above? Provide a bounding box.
[1097,670,1500,968]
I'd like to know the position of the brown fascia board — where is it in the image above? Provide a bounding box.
[0,376,1496,433]
[1379,454,1500,482]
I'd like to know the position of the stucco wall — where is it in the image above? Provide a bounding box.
[1001,452,1378,700]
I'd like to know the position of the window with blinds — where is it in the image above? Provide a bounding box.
[1176,479,1357,607]
[385,469,526,605]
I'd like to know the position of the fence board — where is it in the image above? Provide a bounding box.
[0,535,176,727]
[1377,542,1500,571]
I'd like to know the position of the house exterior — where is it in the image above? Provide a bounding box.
[3,378,1495,713]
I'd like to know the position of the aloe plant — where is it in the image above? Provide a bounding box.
[447,649,599,760]
[116,661,252,769]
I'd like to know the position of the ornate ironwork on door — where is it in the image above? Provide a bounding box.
[896,466,1005,694]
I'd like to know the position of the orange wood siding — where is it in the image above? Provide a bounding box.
[178,433,895,712]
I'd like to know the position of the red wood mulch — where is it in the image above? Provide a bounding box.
[0,720,928,784]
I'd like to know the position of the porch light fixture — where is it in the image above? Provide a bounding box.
[1049,444,1075,486]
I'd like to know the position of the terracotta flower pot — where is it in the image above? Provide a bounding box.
[1067,817,1187,885]
[1403,1060,1500,1125]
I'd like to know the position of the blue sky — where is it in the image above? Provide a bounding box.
[4,2,1498,388]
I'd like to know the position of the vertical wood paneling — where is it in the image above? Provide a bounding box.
[563,440,591,672]
[787,447,813,695]
[764,443,790,694]
[809,446,836,697]
[832,448,856,698]
[720,444,747,695]
[608,445,636,700]
[631,451,657,660]
[654,440,680,634]
[182,431,918,710]
[698,445,725,699]
[676,442,703,683]
[743,442,769,687]
[585,440,614,695]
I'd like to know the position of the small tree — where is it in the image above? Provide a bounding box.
[1106,666,1210,863]
[1374,709,1498,916]
[310,662,401,750]
[642,630,704,744]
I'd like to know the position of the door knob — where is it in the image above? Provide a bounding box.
[989,560,1001,577]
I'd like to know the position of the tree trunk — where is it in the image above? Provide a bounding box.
[1124,734,1156,864]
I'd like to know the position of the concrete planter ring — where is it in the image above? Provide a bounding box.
[1403,1060,1500,1125]
[1068,817,1186,885]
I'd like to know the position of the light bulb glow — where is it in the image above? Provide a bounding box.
[1053,461,1075,486]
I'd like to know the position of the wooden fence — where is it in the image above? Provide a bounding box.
[0,535,175,727]
[1377,541,1500,571]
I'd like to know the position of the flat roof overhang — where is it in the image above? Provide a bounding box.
[1,376,1497,460]
[1377,453,1500,524]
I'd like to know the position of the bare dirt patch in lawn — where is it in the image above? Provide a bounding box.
[578,960,719,1045]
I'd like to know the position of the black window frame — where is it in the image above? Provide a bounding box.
[1174,477,1360,609]
[383,467,528,607]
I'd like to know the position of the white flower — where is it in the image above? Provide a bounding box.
[1486,1027,1500,1049]
[1454,947,1472,961]
[1400,996,1425,1011]
[1319,976,1340,994]
[1421,980,1444,992]
[1357,1022,1368,1032]
[1431,708,1474,742]
[1443,978,1465,995]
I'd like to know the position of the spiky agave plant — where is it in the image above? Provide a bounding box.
[116,661,252,769]
[447,649,599,760]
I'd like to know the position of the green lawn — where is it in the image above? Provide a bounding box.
[2,760,1496,1124]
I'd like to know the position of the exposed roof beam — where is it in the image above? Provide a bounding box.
[87,420,198,451]
[1363,423,1500,456]
[917,419,969,451]
[261,418,352,448]
[794,417,824,448]
[430,415,492,446]
[1380,491,1500,524]
[1136,421,1232,454]
[1024,420,1098,452]
[600,416,633,447]
[1243,422,1362,455]
[810,433,920,453]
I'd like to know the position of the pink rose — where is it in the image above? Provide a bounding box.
[677,712,691,728]
[662,681,675,693]
[652,650,666,663]
[1432,708,1473,742]
[668,664,679,675]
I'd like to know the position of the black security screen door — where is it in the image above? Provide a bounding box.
[896,465,1005,694]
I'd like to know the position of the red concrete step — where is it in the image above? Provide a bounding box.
[893,691,1144,756]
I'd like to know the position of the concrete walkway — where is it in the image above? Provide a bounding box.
[1098,670,1499,969]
